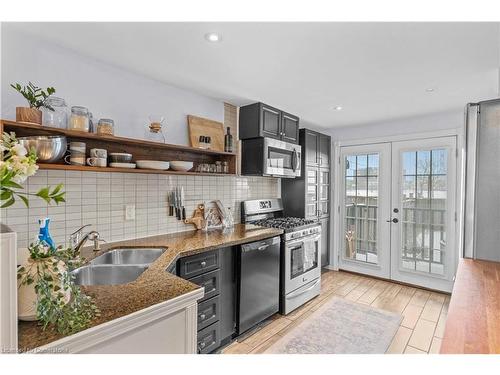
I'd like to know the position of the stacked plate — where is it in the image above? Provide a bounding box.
[136,160,170,170]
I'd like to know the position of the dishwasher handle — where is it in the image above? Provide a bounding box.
[241,236,280,252]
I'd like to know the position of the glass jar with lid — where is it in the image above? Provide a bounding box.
[97,118,115,136]
[42,97,68,128]
[69,106,90,132]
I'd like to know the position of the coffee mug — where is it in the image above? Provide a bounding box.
[87,157,107,167]
[64,142,86,165]
[90,148,107,159]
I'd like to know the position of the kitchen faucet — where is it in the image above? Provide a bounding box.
[70,224,105,254]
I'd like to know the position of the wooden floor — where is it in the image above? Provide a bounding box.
[222,270,450,354]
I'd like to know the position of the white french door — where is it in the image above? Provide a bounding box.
[338,143,392,279]
[338,137,457,292]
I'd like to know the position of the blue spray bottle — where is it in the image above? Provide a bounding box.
[38,217,56,251]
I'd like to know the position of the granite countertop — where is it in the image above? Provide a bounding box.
[18,224,283,351]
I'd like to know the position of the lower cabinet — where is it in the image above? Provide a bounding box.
[177,247,236,353]
[35,289,202,354]
[197,321,220,354]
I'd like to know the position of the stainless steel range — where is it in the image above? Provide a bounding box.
[241,198,321,315]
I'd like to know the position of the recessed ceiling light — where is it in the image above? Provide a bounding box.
[205,32,221,42]
[333,105,343,111]
[426,87,435,92]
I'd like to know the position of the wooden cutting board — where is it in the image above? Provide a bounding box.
[188,115,225,152]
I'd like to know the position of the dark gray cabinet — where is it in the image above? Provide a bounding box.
[176,247,235,353]
[305,130,319,166]
[281,111,300,144]
[261,104,281,139]
[319,135,331,167]
[304,130,330,167]
[239,102,299,144]
[282,128,332,266]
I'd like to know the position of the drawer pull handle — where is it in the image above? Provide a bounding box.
[200,261,207,267]
[199,342,206,349]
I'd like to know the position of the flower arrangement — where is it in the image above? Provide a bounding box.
[17,241,100,335]
[1,132,65,208]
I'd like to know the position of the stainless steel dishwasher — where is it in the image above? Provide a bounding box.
[236,236,281,335]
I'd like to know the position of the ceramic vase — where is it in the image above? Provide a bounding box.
[17,252,71,321]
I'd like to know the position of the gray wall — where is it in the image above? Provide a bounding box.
[324,109,463,141]
[1,26,223,145]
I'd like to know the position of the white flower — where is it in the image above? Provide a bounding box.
[26,163,38,177]
[11,143,27,157]
[12,173,27,184]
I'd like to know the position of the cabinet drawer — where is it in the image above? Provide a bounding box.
[178,250,219,278]
[188,269,220,302]
[197,295,219,330]
[197,321,220,354]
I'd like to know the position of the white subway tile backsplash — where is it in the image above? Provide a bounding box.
[1,170,280,248]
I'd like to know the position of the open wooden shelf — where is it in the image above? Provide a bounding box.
[37,163,233,177]
[1,119,238,176]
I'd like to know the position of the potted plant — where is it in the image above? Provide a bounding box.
[17,241,100,333]
[10,82,56,125]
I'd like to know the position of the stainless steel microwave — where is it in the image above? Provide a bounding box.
[241,137,301,178]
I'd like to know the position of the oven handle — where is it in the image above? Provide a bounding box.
[286,278,321,299]
[285,234,321,247]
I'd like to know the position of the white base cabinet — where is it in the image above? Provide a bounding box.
[34,289,203,354]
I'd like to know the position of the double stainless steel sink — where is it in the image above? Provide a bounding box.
[70,248,166,286]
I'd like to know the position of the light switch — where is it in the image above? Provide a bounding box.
[125,204,135,221]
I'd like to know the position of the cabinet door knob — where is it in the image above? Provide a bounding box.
[200,261,207,267]
[199,342,206,349]
[199,313,206,320]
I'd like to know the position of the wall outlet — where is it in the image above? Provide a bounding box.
[125,204,135,221]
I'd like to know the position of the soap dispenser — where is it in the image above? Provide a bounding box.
[38,217,56,251]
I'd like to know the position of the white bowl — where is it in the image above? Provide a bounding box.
[109,162,136,169]
[136,160,170,170]
[169,161,194,172]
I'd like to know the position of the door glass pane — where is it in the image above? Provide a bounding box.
[346,156,356,176]
[344,153,380,264]
[400,149,447,276]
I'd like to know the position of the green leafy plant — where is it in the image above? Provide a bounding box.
[17,242,100,335]
[1,132,65,208]
[10,82,56,110]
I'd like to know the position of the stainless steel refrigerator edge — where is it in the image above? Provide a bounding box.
[464,99,500,261]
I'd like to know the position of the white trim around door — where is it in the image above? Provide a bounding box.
[332,129,462,293]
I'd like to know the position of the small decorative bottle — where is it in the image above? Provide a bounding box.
[224,127,233,153]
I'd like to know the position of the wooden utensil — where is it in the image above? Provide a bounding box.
[187,115,225,152]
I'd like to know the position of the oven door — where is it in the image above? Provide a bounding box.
[284,234,321,293]
[264,138,301,178]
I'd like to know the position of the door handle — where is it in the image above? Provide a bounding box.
[287,279,321,299]
[386,218,399,223]
[292,149,298,172]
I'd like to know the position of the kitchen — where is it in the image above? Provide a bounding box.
[1,6,500,372]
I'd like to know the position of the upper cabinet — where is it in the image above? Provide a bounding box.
[304,129,330,167]
[239,102,299,144]
[281,111,300,144]
[319,134,331,167]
